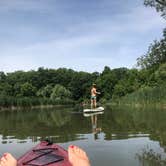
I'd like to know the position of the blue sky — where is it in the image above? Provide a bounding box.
[0,0,165,73]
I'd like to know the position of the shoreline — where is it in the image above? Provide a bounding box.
[0,104,75,112]
[108,102,166,110]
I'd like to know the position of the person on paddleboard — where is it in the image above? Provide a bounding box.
[91,83,100,108]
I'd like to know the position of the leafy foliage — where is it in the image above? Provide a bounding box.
[50,84,71,100]
[137,29,166,69]
[144,0,166,19]
[37,84,53,98]
[20,82,37,97]
[154,63,166,84]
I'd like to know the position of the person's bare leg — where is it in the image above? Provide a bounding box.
[94,99,96,108]
[68,145,90,166]
[0,153,17,166]
[91,99,93,109]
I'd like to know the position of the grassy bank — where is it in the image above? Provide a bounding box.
[111,85,166,108]
[0,96,75,111]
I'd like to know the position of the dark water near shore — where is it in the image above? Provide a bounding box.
[0,106,166,166]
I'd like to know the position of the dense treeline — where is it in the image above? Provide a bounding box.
[0,68,94,108]
[0,66,137,107]
[0,62,165,109]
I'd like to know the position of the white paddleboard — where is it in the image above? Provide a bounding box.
[83,111,104,117]
[83,106,104,113]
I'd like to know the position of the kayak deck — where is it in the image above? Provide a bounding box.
[17,141,71,166]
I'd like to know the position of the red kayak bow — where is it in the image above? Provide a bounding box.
[17,141,71,166]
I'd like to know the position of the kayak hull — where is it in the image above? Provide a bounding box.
[17,141,71,166]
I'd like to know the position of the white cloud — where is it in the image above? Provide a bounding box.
[0,0,51,12]
[0,55,38,73]
[0,4,165,73]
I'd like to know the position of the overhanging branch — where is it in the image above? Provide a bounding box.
[155,0,166,6]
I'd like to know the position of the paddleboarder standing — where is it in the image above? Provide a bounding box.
[91,83,100,108]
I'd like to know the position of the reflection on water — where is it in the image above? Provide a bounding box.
[83,112,103,140]
[0,106,166,165]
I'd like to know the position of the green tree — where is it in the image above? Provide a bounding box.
[20,82,37,97]
[144,0,166,19]
[137,29,166,70]
[154,63,166,84]
[0,72,6,82]
[97,67,130,99]
[13,82,22,97]
[102,66,111,75]
[112,69,140,99]
[50,84,71,100]
[113,83,126,98]
[0,83,13,96]
[69,71,92,100]
[37,84,53,98]
[96,72,117,99]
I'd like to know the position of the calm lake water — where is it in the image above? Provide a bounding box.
[0,105,166,166]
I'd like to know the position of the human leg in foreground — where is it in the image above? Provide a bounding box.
[0,153,17,166]
[68,145,90,166]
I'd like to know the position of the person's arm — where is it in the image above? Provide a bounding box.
[94,89,100,95]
